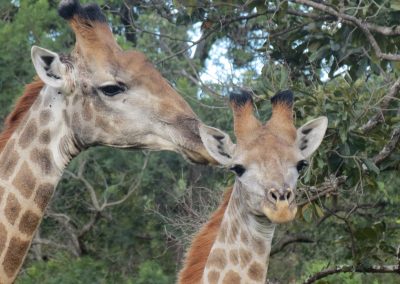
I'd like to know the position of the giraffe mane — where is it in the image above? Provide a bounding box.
[0,78,44,152]
[178,187,233,284]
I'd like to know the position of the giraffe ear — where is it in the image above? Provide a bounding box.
[296,116,328,158]
[31,46,66,89]
[199,125,236,166]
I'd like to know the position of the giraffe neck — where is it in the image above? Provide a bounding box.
[0,85,80,283]
[202,181,276,284]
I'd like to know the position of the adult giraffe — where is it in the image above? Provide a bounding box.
[0,0,216,282]
[179,91,328,283]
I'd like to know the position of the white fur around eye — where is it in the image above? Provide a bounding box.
[285,167,300,189]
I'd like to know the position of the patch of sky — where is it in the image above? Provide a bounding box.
[46,30,61,42]
[11,0,19,7]
[187,21,265,92]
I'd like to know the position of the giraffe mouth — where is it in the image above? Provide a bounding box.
[262,200,297,224]
[180,147,218,165]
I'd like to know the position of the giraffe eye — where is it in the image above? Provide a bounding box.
[230,164,246,177]
[296,160,309,172]
[99,84,125,96]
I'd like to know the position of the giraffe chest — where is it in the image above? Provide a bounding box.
[202,241,268,284]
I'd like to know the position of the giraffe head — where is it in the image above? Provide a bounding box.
[29,0,214,164]
[200,91,328,223]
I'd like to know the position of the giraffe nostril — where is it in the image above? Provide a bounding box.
[286,191,291,200]
[271,192,278,201]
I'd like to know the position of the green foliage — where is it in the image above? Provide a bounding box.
[1,0,399,283]
[135,260,172,284]
[18,253,134,284]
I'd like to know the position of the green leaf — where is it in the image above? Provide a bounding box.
[314,204,324,218]
[308,45,330,63]
[361,158,380,174]
[302,204,313,223]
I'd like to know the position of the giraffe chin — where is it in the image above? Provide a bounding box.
[262,201,297,224]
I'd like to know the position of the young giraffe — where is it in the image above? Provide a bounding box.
[179,91,328,283]
[0,1,216,283]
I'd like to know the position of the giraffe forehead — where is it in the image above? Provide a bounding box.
[238,133,298,166]
[70,49,165,96]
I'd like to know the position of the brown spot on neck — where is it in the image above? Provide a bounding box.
[252,236,266,256]
[207,270,220,284]
[39,129,51,145]
[2,237,30,277]
[239,248,252,268]
[240,230,249,245]
[0,139,19,180]
[39,110,52,126]
[12,162,36,199]
[18,120,38,149]
[0,223,7,256]
[247,261,264,281]
[229,249,239,265]
[206,248,227,270]
[30,148,55,175]
[222,270,241,284]
[5,194,21,225]
[19,210,40,235]
[228,218,239,243]
[0,186,4,204]
[34,183,55,211]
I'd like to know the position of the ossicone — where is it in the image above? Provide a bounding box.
[270,90,294,108]
[229,90,253,108]
[229,90,261,142]
[58,0,107,23]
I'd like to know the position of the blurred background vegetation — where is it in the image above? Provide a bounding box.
[1,0,399,283]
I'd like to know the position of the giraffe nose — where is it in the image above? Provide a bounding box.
[267,188,294,204]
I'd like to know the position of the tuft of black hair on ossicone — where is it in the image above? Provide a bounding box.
[270,90,294,107]
[58,0,107,23]
[81,3,107,22]
[58,0,81,20]
[229,90,253,107]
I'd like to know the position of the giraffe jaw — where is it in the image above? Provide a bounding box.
[262,200,297,224]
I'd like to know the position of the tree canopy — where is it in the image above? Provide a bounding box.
[0,0,399,283]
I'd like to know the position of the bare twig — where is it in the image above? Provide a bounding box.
[297,175,347,206]
[303,264,400,284]
[32,237,70,251]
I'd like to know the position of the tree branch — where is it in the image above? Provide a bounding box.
[303,264,400,284]
[297,175,347,207]
[373,127,400,165]
[291,0,400,60]
[360,76,400,132]
[65,160,101,211]
[270,234,314,256]
[156,11,270,64]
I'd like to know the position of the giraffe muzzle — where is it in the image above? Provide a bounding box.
[263,188,297,224]
[266,188,295,204]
